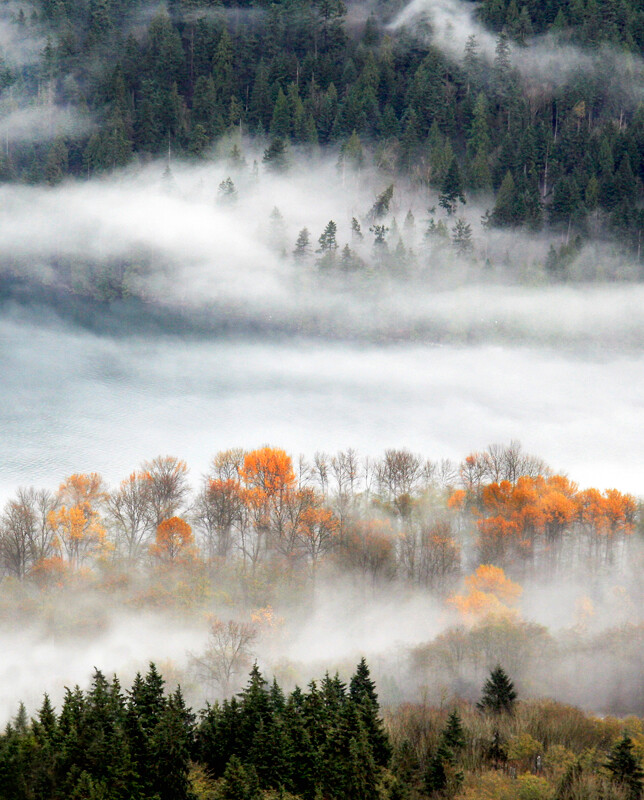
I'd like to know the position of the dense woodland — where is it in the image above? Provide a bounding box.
[1,659,644,799]
[3,0,644,271]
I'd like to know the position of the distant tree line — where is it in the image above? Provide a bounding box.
[0,443,637,593]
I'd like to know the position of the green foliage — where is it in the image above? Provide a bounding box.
[1,0,643,256]
[605,735,644,799]
[477,665,518,715]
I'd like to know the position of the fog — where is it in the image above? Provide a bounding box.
[2,306,644,500]
[1,135,643,723]
[2,155,644,496]
[390,0,644,97]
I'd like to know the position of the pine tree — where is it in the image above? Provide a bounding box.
[221,755,253,800]
[151,687,195,800]
[294,228,312,262]
[270,88,291,139]
[349,658,391,768]
[368,184,394,222]
[263,138,288,172]
[425,739,463,796]
[487,729,508,768]
[491,171,521,227]
[340,130,364,170]
[605,735,644,800]
[318,221,339,254]
[442,709,466,752]
[217,177,237,204]
[477,666,517,715]
[452,219,473,254]
[439,158,465,215]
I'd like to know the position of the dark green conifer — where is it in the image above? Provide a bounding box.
[477,666,517,715]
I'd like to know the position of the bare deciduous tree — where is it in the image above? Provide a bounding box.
[0,488,57,578]
[190,617,257,697]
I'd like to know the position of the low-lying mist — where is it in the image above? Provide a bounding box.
[1,552,643,725]
[1,154,643,491]
[2,150,643,727]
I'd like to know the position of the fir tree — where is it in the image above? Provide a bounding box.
[263,138,288,172]
[368,184,394,222]
[349,658,391,768]
[217,177,237,204]
[452,219,473,254]
[294,228,312,262]
[351,216,364,241]
[439,158,466,215]
[318,220,339,254]
[477,666,517,715]
[487,729,508,768]
[442,709,466,752]
[605,735,644,800]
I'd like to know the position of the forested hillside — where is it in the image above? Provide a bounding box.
[2,0,644,266]
[2,660,644,800]
[1,443,642,718]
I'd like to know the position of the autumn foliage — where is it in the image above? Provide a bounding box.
[449,565,523,622]
[451,474,636,566]
[0,444,640,606]
[151,516,195,563]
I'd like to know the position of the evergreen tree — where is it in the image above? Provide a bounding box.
[368,184,394,222]
[294,228,312,262]
[263,138,288,172]
[217,177,237,204]
[270,87,291,139]
[491,171,521,226]
[442,709,466,752]
[605,735,644,800]
[425,739,463,796]
[477,666,517,715]
[318,220,339,254]
[452,219,473,254]
[487,729,508,768]
[439,158,466,214]
[349,658,391,768]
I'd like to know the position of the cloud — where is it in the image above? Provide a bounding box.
[388,0,644,98]
[0,104,94,144]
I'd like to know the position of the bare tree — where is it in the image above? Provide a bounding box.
[190,617,257,697]
[311,451,330,496]
[329,449,361,531]
[193,478,244,560]
[106,472,152,560]
[140,455,190,528]
[0,488,57,578]
[376,449,423,501]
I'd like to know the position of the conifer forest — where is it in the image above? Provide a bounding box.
[0,0,644,797]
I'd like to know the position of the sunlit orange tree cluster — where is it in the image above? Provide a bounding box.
[449,564,523,623]
[450,472,636,568]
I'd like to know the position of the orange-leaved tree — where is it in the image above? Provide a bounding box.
[239,447,297,556]
[293,488,340,572]
[48,473,107,568]
[449,564,522,622]
[450,473,636,569]
[150,516,195,563]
